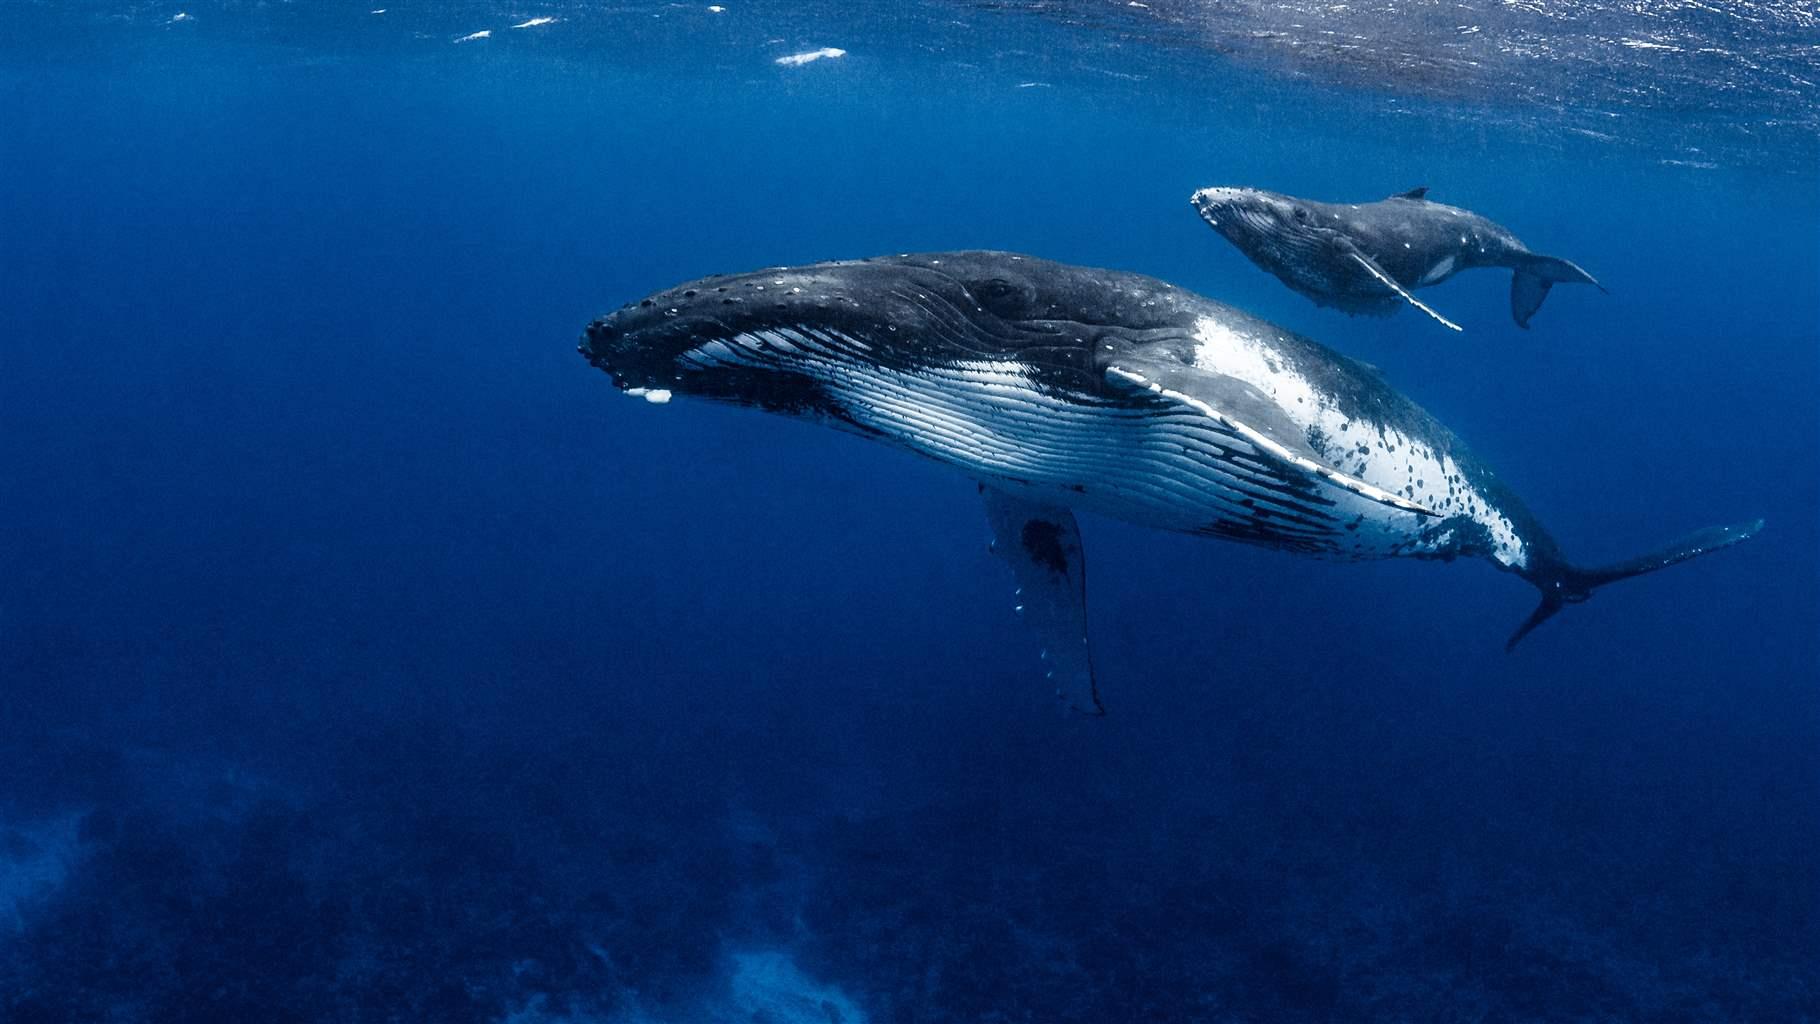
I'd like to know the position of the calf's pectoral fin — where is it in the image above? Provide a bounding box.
[1103,356,1439,518]
[980,485,1104,716]
[1339,241,1463,332]
[1510,254,1608,329]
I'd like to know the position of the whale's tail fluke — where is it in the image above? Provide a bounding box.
[1508,519,1764,650]
[1510,254,1607,328]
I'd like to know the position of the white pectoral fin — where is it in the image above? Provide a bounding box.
[979,485,1104,716]
[1104,359,1439,518]
[1344,244,1463,332]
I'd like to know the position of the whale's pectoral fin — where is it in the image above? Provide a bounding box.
[979,485,1104,716]
[1340,241,1463,332]
[1104,357,1439,517]
[1510,255,1607,329]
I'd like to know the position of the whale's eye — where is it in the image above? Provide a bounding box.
[1292,207,1309,222]
[973,277,1032,317]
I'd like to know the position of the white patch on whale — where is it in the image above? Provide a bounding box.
[1104,366,1434,516]
[1187,315,1526,566]
[1420,253,1457,285]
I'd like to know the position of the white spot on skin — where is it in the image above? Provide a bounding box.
[1419,254,1456,286]
[775,47,845,66]
[643,389,673,404]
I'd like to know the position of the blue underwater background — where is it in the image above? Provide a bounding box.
[2,3,1817,1021]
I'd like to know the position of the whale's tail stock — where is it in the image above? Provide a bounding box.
[1510,253,1608,328]
[1508,519,1764,651]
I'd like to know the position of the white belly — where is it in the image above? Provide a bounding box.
[678,325,1521,563]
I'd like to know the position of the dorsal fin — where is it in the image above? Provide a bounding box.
[1391,186,1429,200]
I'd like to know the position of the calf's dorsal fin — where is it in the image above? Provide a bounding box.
[1391,186,1430,200]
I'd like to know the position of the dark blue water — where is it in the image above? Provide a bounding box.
[3,4,1816,1021]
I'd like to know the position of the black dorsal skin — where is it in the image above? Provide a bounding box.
[1191,186,1606,328]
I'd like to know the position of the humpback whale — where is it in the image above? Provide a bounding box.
[580,252,1756,712]
[1191,186,1607,330]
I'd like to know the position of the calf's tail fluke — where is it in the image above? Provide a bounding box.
[1507,518,1764,651]
[1510,253,1608,328]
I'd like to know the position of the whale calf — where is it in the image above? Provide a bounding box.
[1191,186,1607,330]
[581,252,1755,711]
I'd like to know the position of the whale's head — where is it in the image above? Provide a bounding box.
[1190,186,1334,276]
[580,252,1200,412]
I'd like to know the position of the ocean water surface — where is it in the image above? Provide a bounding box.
[2,2,1817,1021]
